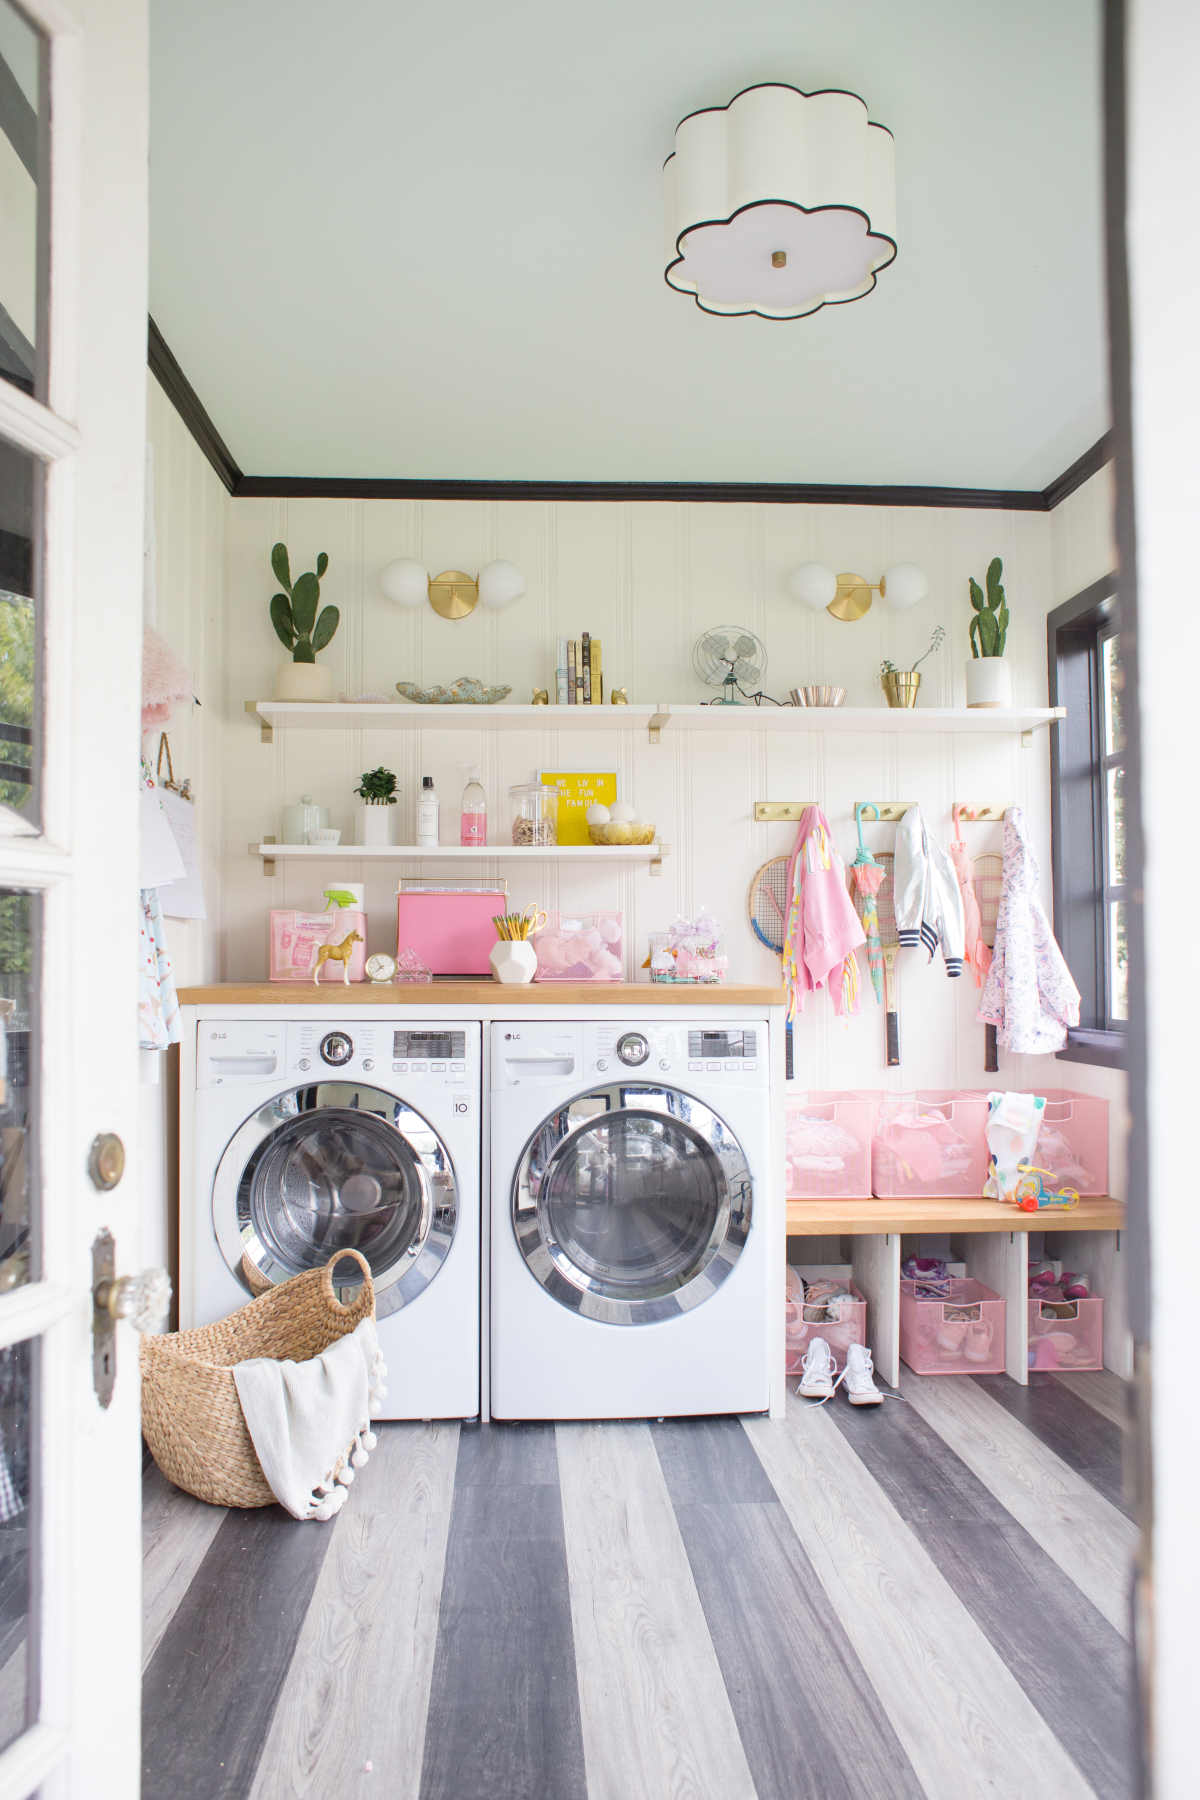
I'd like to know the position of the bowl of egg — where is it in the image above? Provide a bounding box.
[586,802,656,846]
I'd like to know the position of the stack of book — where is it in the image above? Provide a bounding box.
[556,635,603,704]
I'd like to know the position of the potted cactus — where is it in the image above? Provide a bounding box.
[965,556,1012,708]
[269,543,339,701]
[354,766,398,847]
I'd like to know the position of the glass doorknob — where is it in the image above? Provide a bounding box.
[94,1267,171,1333]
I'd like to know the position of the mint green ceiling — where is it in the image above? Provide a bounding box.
[148,0,1106,486]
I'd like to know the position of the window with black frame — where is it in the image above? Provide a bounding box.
[1048,574,1126,1065]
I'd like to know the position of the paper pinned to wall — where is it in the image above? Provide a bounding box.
[139,787,185,889]
[156,789,206,919]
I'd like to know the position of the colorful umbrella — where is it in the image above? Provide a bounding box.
[850,802,885,1005]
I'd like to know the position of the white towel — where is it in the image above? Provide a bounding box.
[232,1318,388,1522]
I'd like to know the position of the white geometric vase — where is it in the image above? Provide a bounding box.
[489,939,538,984]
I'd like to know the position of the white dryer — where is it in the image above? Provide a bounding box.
[489,1017,774,1420]
[184,1012,480,1419]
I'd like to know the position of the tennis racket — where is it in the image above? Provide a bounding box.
[974,852,1004,1074]
[875,851,901,1067]
[748,856,794,1079]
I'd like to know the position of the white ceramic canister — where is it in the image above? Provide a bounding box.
[489,939,538,984]
[282,794,329,844]
[274,661,335,702]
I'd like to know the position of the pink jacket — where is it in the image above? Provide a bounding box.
[783,807,866,1019]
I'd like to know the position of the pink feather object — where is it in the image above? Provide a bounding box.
[142,626,192,731]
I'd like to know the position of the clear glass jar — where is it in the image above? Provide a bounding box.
[510,782,558,846]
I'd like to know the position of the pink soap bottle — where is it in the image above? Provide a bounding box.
[460,768,487,846]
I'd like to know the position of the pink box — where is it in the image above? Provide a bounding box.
[785,1268,868,1374]
[1034,1091,1110,1196]
[872,1092,990,1197]
[899,1276,1006,1375]
[395,891,500,977]
[786,1092,878,1200]
[269,910,367,982]
[1028,1296,1104,1371]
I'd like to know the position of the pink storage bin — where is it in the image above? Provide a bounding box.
[1034,1090,1109,1196]
[872,1091,990,1197]
[1028,1296,1104,1371]
[269,910,367,982]
[899,1276,1006,1375]
[532,911,623,982]
[785,1269,868,1374]
[786,1092,878,1200]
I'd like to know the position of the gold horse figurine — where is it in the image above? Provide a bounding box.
[313,930,363,985]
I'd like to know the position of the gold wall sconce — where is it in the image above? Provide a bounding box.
[787,562,929,622]
[379,558,526,620]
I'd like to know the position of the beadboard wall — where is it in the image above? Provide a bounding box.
[141,375,227,1276]
[219,483,1099,1109]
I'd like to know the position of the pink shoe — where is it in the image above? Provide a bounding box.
[964,1321,995,1364]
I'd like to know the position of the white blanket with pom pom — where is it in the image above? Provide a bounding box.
[232,1318,387,1521]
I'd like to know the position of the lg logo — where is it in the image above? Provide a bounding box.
[504,1031,522,1041]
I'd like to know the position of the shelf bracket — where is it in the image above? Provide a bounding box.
[648,705,670,745]
[650,842,669,877]
[245,699,273,744]
[259,834,277,877]
[1021,729,1034,750]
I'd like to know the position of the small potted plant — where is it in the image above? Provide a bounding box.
[269,543,339,701]
[880,625,946,708]
[355,767,398,847]
[966,556,1012,708]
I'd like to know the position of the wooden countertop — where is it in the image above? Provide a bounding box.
[786,1195,1125,1235]
[178,981,787,1007]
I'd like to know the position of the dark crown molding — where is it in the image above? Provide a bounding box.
[147,319,1110,512]
[147,317,241,494]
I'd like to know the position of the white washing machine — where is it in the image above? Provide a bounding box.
[489,1016,774,1420]
[184,1012,481,1419]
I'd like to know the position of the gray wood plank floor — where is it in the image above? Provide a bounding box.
[142,1370,1135,1800]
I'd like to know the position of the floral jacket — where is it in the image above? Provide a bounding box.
[978,807,1080,1055]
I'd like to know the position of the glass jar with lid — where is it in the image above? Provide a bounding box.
[509,782,558,846]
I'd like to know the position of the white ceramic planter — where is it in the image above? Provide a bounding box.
[965,657,1012,709]
[489,939,538,984]
[275,660,334,702]
[358,804,394,847]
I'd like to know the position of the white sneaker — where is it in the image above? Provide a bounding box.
[797,1336,836,1400]
[841,1343,883,1406]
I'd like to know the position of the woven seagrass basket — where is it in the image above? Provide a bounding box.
[140,1248,375,1508]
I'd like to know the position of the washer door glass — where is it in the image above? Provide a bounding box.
[513,1083,752,1325]
[213,1083,457,1319]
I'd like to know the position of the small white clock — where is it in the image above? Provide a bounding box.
[364,952,397,984]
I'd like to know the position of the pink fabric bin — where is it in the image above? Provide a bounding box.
[1028,1297,1104,1371]
[899,1276,1006,1375]
[872,1092,990,1197]
[786,1092,878,1200]
[1034,1091,1110,1196]
[785,1269,868,1374]
[269,910,367,982]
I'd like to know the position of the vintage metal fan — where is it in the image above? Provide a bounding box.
[691,627,769,705]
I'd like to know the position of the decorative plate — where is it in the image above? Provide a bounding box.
[395,678,512,704]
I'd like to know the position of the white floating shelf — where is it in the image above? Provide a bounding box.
[254,841,668,876]
[246,698,1064,746]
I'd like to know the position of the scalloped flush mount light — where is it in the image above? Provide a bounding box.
[664,83,897,320]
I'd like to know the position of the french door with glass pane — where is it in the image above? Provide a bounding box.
[0,0,149,1793]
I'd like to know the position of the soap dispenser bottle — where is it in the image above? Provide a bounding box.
[460,769,487,846]
[417,776,440,847]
